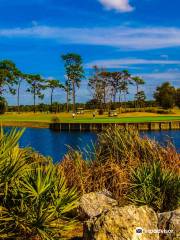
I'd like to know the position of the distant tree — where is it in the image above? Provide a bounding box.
[62,53,84,113]
[175,88,180,108]
[64,79,72,112]
[132,76,145,108]
[154,82,176,109]
[135,91,146,108]
[85,98,100,109]
[15,71,28,114]
[88,66,104,108]
[26,74,45,113]
[47,79,63,109]
[121,70,132,110]
[110,72,122,103]
[0,60,19,96]
[99,70,110,105]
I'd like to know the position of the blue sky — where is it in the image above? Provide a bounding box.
[0,0,180,105]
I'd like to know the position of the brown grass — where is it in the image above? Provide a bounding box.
[59,127,180,206]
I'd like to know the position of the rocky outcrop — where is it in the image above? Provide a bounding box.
[83,204,159,240]
[78,191,118,220]
[158,208,180,240]
[80,191,179,240]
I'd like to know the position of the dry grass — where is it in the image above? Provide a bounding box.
[61,223,83,239]
[59,127,180,206]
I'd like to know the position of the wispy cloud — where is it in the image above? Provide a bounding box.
[1,25,180,50]
[98,0,134,12]
[141,71,180,85]
[86,58,180,68]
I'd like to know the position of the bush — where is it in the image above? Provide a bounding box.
[60,149,129,203]
[0,128,79,239]
[98,108,104,115]
[156,109,173,114]
[0,97,7,114]
[128,161,180,212]
[154,82,176,109]
[60,127,180,208]
[120,107,174,114]
[94,127,169,165]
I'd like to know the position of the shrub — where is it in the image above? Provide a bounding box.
[60,150,129,204]
[156,109,173,114]
[0,128,79,239]
[60,127,180,209]
[128,161,180,212]
[98,108,104,115]
[94,127,165,165]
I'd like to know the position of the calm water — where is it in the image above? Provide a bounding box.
[5,128,180,162]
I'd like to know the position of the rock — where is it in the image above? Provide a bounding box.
[78,191,118,220]
[158,208,180,240]
[83,205,159,240]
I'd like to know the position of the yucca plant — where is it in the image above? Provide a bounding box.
[128,161,180,212]
[0,128,79,239]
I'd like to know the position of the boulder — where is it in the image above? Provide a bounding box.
[78,191,118,220]
[83,205,159,240]
[158,208,180,240]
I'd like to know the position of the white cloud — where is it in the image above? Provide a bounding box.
[86,58,180,68]
[1,25,180,50]
[141,72,180,84]
[98,0,134,12]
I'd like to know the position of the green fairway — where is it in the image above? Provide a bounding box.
[59,116,180,123]
[0,113,180,127]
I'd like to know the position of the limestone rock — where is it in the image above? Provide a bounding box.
[158,208,180,240]
[84,205,159,240]
[79,191,118,220]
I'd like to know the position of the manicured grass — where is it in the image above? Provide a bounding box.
[60,116,180,123]
[0,111,180,127]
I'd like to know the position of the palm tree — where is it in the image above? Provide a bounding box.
[62,53,84,113]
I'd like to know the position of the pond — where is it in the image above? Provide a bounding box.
[5,128,180,162]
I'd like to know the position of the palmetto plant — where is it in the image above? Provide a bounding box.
[0,128,79,239]
[128,161,180,212]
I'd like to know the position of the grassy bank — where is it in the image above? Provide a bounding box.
[0,111,180,128]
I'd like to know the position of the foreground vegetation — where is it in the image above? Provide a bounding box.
[0,129,79,239]
[0,127,179,239]
[61,127,180,213]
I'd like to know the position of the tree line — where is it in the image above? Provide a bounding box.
[0,54,84,113]
[88,66,146,111]
[0,53,179,114]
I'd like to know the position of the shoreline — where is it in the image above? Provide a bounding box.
[1,119,180,131]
